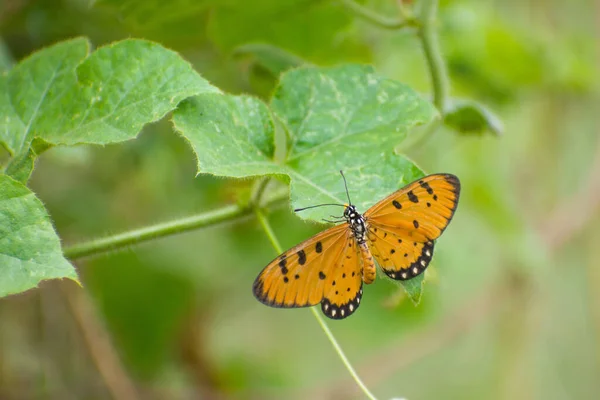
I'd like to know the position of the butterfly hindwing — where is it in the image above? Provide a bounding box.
[365,174,460,280]
[368,227,435,280]
[320,236,363,319]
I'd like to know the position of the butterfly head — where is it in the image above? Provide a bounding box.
[343,204,358,220]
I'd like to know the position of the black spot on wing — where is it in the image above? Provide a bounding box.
[420,181,434,194]
[297,250,306,265]
[316,241,323,253]
[392,200,402,209]
[278,256,288,275]
[407,190,419,203]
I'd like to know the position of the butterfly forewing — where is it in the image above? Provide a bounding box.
[365,174,460,280]
[253,224,348,308]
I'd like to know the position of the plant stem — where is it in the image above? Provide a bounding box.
[339,0,417,29]
[255,209,379,400]
[418,0,450,113]
[63,187,289,260]
[310,308,378,400]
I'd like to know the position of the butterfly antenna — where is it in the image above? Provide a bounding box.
[340,170,352,205]
[294,203,345,212]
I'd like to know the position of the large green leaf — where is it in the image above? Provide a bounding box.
[175,64,436,217]
[39,39,219,146]
[0,38,89,156]
[0,175,77,297]
[1,37,219,179]
[173,64,437,299]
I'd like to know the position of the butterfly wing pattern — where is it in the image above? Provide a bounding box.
[365,174,460,280]
[253,224,364,319]
[253,173,460,320]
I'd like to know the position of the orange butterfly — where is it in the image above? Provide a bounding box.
[253,173,460,319]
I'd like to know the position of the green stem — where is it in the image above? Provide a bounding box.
[63,187,288,260]
[418,0,450,113]
[339,0,417,30]
[255,209,379,400]
[310,308,377,400]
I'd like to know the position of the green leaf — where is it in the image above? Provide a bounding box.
[4,149,35,183]
[4,139,53,183]
[444,100,503,136]
[0,38,89,156]
[233,43,307,77]
[175,93,280,177]
[1,37,219,155]
[398,273,424,305]
[173,64,436,299]
[0,174,77,297]
[272,64,436,215]
[175,64,435,217]
[40,39,219,146]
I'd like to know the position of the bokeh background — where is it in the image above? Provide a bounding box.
[1,0,599,399]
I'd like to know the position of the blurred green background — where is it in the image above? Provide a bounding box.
[1,0,599,399]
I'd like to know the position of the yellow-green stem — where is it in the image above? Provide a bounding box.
[64,186,288,260]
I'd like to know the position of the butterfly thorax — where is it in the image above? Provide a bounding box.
[344,205,377,284]
[343,205,367,244]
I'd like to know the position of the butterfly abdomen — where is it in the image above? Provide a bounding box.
[359,242,376,284]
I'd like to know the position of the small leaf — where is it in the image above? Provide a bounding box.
[0,175,78,297]
[399,273,424,305]
[4,149,35,183]
[3,138,53,183]
[233,43,307,76]
[444,100,503,136]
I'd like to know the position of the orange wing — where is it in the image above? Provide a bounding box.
[253,224,364,319]
[364,174,460,280]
